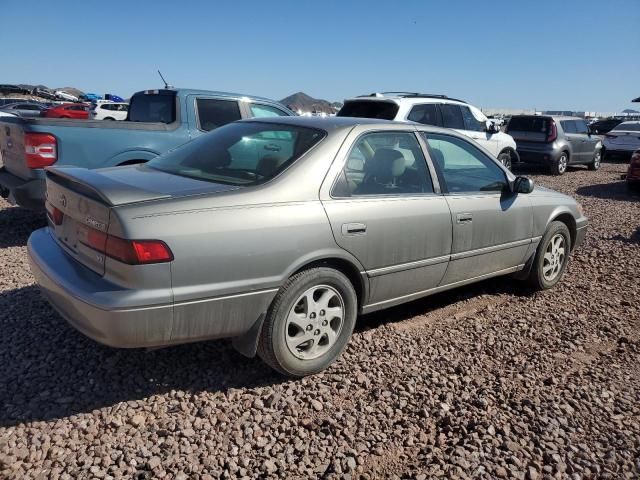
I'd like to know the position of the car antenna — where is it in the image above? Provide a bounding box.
[157,70,173,89]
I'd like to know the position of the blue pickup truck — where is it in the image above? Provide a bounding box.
[0,88,294,209]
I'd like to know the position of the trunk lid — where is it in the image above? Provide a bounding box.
[45,165,239,275]
[607,131,640,146]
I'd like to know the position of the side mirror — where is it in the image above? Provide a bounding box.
[486,120,500,134]
[513,176,534,194]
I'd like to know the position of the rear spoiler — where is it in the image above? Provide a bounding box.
[45,166,170,206]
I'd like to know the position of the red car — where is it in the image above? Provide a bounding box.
[627,149,640,192]
[44,103,89,119]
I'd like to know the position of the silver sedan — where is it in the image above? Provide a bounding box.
[28,117,588,376]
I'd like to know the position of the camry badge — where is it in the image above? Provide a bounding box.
[86,216,106,231]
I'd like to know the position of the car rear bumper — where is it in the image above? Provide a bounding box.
[604,148,635,156]
[28,228,277,349]
[0,168,45,210]
[514,146,560,165]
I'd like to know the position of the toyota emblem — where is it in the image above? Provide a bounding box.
[60,194,67,208]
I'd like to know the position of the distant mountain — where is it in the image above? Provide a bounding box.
[622,108,639,114]
[280,92,339,114]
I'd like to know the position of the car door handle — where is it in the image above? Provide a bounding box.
[456,213,473,224]
[342,223,367,235]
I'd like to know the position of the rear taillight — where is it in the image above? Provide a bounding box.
[546,121,557,143]
[25,132,57,169]
[131,240,174,263]
[45,202,64,225]
[79,225,173,265]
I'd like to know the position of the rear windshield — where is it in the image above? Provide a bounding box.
[337,100,399,120]
[507,116,550,133]
[613,123,640,132]
[127,91,176,123]
[148,122,325,186]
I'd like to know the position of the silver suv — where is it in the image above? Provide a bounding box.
[337,92,519,169]
[506,115,602,175]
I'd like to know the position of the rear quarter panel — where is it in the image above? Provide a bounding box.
[110,193,362,339]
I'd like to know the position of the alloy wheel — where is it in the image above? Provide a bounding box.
[285,285,345,360]
[558,154,568,174]
[543,233,566,281]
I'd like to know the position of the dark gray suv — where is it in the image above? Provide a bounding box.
[506,116,602,175]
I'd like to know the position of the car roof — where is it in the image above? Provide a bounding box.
[618,120,640,125]
[240,115,397,131]
[239,115,465,138]
[511,115,583,121]
[141,87,286,106]
[343,92,468,107]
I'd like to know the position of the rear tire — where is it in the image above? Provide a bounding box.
[528,221,571,290]
[588,150,601,170]
[497,151,513,171]
[104,117,115,121]
[258,267,357,377]
[551,152,569,175]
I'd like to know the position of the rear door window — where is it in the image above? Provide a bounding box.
[561,121,577,134]
[337,101,399,120]
[334,132,434,197]
[196,98,242,132]
[440,104,465,129]
[407,104,441,126]
[574,120,589,134]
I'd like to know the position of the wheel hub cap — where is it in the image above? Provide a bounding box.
[285,285,345,360]
[559,156,567,172]
[542,234,566,281]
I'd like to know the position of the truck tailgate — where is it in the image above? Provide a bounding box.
[0,118,31,180]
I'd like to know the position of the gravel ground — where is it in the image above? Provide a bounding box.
[1,163,639,479]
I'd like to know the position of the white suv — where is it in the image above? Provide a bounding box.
[90,102,129,121]
[337,92,519,169]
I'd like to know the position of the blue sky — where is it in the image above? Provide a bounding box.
[1,0,638,111]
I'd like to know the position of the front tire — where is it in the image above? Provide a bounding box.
[551,152,569,175]
[497,151,513,171]
[258,267,357,377]
[528,221,571,290]
[588,150,601,171]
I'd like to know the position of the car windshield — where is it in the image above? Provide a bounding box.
[148,121,326,186]
[337,100,399,120]
[613,123,640,132]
